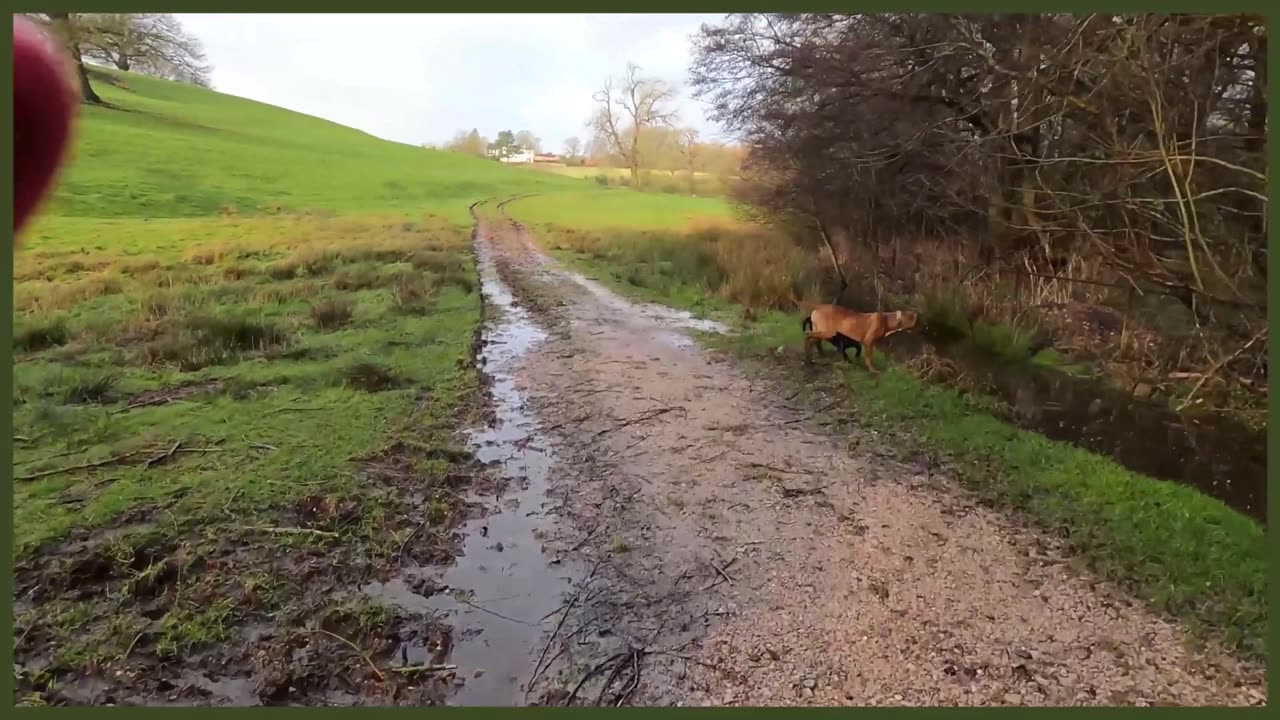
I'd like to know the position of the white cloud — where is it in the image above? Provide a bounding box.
[174,13,727,147]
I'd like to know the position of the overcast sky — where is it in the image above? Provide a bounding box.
[174,13,728,150]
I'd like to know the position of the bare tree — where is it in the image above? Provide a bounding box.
[693,12,1269,406]
[514,130,542,153]
[79,13,212,87]
[563,136,583,158]
[677,127,700,193]
[444,128,489,157]
[589,62,679,189]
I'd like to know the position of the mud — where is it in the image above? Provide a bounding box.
[361,212,585,705]
[445,201,1265,707]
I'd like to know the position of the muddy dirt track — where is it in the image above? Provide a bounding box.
[445,201,1266,707]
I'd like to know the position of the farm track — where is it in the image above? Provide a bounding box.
[446,199,1266,707]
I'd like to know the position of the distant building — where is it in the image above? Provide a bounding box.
[533,153,561,164]
[491,147,536,164]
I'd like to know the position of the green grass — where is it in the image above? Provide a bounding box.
[52,68,584,224]
[504,214,1268,661]
[503,190,734,230]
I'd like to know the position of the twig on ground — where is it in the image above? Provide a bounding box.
[528,559,604,698]
[745,460,811,476]
[709,559,736,585]
[314,628,385,682]
[390,664,456,674]
[145,440,183,469]
[783,400,840,425]
[110,396,175,414]
[396,518,430,564]
[456,597,534,626]
[592,407,685,439]
[15,450,145,481]
[251,526,339,538]
[266,406,326,415]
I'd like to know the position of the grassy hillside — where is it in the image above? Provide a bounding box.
[46,69,586,223]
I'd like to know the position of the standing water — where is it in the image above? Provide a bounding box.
[366,219,581,705]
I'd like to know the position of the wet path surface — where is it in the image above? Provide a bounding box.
[420,214,583,705]
[425,202,1264,707]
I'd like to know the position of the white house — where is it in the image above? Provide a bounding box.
[499,148,536,164]
[486,146,532,163]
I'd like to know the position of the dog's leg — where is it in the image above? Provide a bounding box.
[863,342,879,375]
[839,342,851,363]
[805,331,834,364]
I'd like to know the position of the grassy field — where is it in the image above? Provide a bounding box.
[503,196,1268,660]
[8,68,596,704]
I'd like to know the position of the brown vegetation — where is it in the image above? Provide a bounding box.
[692,13,1268,418]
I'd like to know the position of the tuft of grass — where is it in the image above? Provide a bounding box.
[310,297,356,330]
[14,317,70,352]
[340,361,403,393]
[61,370,120,405]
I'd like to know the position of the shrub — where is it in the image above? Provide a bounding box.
[310,298,356,329]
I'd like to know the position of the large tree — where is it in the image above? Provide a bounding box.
[28,13,102,104]
[563,136,583,159]
[445,128,489,157]
[514,130,542,153]
[488,129,519,158]
[78,13,212,87]
[589,62,679,188]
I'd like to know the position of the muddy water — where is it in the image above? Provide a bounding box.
[366,223,582,705]
[903,335,1266,523]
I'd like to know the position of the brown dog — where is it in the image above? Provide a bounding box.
[800,303,919,374]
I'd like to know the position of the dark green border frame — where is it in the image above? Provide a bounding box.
[3,4,1274,714]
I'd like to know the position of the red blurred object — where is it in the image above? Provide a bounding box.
[12,16,76,239]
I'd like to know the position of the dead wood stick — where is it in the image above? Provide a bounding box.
[314,628,385,682]
[528,559,604,697]
[251,526,339,538]
[592,407,683,439]
[110,396,176,415]
[390,664,456,674]
[146,440,183,469]
[15,450,145,482]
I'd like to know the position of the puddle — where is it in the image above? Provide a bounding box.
[563,270,731,349]
[909,336,1267,523]
[363,223,582,706]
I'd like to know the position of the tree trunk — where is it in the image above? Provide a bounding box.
[815,217,849,304]
[1247,33,1267,153]
[115,56,130,71]
[49,13,102,105]
[629,157,640,190]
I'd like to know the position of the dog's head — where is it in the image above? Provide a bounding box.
[887,310,919,334]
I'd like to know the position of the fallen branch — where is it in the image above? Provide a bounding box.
[145,441,183,469]
[15,450,145,482]
[390,664,456,674]
[251,526,339,539]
